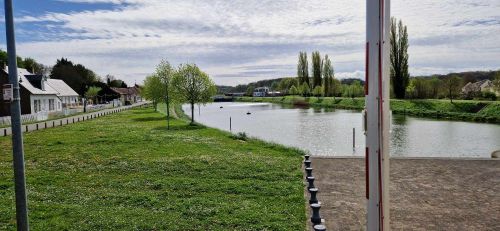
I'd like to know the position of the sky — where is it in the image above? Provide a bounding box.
[0,0,499,86]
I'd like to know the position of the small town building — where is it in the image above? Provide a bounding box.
[46,79,79,108]
[1,67,63,116]
[253,87,269,97]
[111,86,141,105]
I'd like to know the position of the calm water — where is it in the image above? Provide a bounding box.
[183,102,500,158]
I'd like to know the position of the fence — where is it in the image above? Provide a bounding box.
[0,102,149,137]
[0,111,48,127]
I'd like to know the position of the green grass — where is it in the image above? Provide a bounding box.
[236,96,500,123]
[0,107,306,230]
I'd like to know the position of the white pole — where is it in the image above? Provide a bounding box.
[365,0,390,230]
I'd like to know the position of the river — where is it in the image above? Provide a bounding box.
[182,102,500,158]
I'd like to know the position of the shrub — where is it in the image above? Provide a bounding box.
[232,132,248,141]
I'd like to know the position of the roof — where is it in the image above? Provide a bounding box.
[45,79,79,97]
[111,87,140,96]
[4,67,58,95]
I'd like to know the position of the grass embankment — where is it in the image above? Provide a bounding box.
[236,96,500,123]
[0,107,306,230]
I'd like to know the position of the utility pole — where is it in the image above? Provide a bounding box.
[365,0,390,230]
[4,0,30,230]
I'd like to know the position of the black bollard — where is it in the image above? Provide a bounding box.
[306,176,315,190]
[304,160,312,168]
[314,224,326,231]
[305,167,313,178]
[310,203,322,225]
[308,187,318,204]
[304,154,310,161]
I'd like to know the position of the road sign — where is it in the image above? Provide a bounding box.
[3,84,13,101]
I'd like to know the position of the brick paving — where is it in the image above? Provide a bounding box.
[306,157,500,230]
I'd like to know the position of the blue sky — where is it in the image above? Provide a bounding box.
[1,0,499,86]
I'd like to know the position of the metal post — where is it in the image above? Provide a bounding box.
[229,117,232,132]
[4,0,30,229]
[353,128,356,151]
[365,0,390,230]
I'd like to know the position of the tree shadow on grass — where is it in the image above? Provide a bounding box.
[133,116,168,122]
[153,123,205,131]
[130,109,157,115]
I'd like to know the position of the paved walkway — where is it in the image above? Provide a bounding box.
[1,102,149,137]
[307,157,500,230]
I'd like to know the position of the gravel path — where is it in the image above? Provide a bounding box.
[306,157,500,230]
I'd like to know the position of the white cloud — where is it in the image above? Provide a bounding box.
[4,0,500,86]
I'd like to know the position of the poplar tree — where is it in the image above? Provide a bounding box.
[323,55,334,97]
[312,51,322,89]
[390,18,410,99]
[297,52,309,86]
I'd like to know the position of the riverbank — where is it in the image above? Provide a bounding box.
[236,96,500,123]
[309,157,500,230]
[0,107,306,230]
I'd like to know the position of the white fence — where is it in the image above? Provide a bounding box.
[0,111,48,126]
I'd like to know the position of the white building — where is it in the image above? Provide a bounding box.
[1,67,79,116]
[253,87,269,97]
[45,79,79,107]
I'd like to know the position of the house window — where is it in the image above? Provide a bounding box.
[49,99,55,111]
[34,100,41,113]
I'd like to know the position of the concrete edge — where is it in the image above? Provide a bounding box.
[311,156,499,161]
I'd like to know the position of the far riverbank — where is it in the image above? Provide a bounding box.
[236,96,500,123]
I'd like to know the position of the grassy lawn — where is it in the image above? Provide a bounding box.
[236,96,500,123]
[0,107,306,230]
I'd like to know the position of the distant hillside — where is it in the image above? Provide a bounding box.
[414,70,499,83]
[217,70,499,94]
[217,77,364,94]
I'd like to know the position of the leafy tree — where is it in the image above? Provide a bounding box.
[50,58,98,96]
[23,57,45,74]
[493,72,500,93]
[406,79,417,99]
[300,82,311,96]
[246,85,255,96]
[271,81,279,91]
[322,55,334,96]
[312,86,323,97]
[331,79,341,99]
[156,60,175,129]
[289,85,299,95]
[142,74,163,111]
[429,77,442,98]
[85,86,101,104]
[443,75,462,103]
[297,52,309,86]
[311,51,322,88]
[390,18,410,99]
[172,64,217,124]
[342,81,364,99]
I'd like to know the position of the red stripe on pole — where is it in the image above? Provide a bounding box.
[378,0,385,229]
[365,42,369,95]
[365,147,369,199]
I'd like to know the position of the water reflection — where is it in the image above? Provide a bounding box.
[184,102,500,158]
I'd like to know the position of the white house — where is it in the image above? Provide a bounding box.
[1,67,64,116]
[253,87,269,97]
[45,79,79,107]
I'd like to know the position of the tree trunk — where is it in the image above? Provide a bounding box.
[191,102,195,124]
[166,100,170,130]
